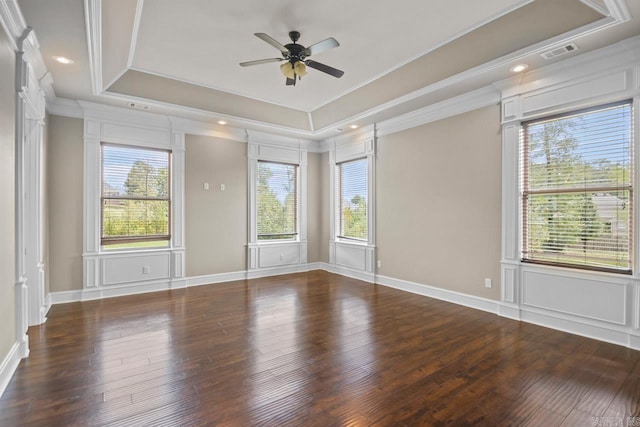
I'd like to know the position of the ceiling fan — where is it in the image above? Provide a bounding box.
[240,31,344,86]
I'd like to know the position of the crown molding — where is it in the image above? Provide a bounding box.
[604,0,631,21]
[84,0,102,95]
[46,96,327,151]
[0,0,21,51]
[126,0,143,68]
[46,97,83,119]
[100,90,317,138]
[170,117,247,144]
[376,85,500,138]
[495,34,640,98]
[323,124,375,149]
[246,129,314,151]
[0,0,54,100]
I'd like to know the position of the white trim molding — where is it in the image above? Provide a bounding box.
[80,102,187,293]
[376,85,500,138]
[0,342,22,399]
[247,130,309,275]
[327,125,376,282]
[499,36,640,349]
[376,274,500,314]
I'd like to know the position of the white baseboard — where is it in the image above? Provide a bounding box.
[46,263,640,350]
[49,265,318,304]
[49,289,84,304]
[375,274,500,314]
[322,263,375,283]
[49,280,173,304]
[186,270,247,287]
[306,262,327,272]
[498,302,521,320]
[247,264,311,279]
[0,342,23,399]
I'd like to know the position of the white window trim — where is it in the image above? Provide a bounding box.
[328,126,376,282]
[247,131,308,275]
[498,38,640,349]
[81,102,186,291]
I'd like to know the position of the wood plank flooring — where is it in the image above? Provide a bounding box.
[1,270,639,426]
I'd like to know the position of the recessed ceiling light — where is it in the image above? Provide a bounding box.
[53,56,74,65]
[510,64,528,73]
[350,124,359,129]
[217,120,227,125]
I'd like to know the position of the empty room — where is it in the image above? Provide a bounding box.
[1,0,640,425]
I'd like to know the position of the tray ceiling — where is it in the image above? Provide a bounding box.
[17,0,640,138]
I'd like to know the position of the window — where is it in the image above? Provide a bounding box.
[521,101,633,273]
[101,143,171,248]
[257,161,298,240]
[337,158,368,241]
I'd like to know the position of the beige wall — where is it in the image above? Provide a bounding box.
[307,152,321,263]
[376,105,502,300]
[47,115,84,292]
[185,134,247,276]
[0,25,16,361]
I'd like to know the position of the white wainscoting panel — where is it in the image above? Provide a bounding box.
[521,268,629,326]
[258,243,301,269]
[102,252,171,286]
[335,243,368,271]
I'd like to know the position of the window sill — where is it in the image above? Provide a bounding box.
[97,246,174,255]
[514,260,638,283]
[254,240,300,246]
[335,238,370,247]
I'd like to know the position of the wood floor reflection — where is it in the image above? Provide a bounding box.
[1,270,639,426]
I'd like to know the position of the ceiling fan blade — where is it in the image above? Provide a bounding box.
[304,37,339,57]
[305,60,344,78]
[286,77,296,86]
[239,58,284,67]
[254,33,289,54]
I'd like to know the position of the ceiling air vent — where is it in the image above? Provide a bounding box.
[128,102,150,111]
[541,43,579,60]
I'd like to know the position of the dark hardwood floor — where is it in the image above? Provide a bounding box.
[1,270,639,426]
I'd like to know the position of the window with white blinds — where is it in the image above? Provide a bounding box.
[521,100,633,273]
[101,143,171,248]
[337,158,368,241]
[257,161,298,240]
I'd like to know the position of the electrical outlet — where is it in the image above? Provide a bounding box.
[377,260,382,268]
[143,266,150,274]
[203,182,209,190]
[484,278,492,288]
[220,184,225,191]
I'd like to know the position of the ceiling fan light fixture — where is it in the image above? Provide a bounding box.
[280,62,296,79]
[294,61,307,78]
[244,31,343,86]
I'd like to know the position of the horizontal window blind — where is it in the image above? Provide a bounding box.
[101,144,171,246]
[337,158,368,241]
[257,161,298,240]
[521,101,633,273]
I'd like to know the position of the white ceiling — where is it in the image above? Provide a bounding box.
[131,0,525,111]
[14,0,640,138]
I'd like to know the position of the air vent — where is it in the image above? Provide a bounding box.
[128,102,150,111]
[541,43,579,60]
